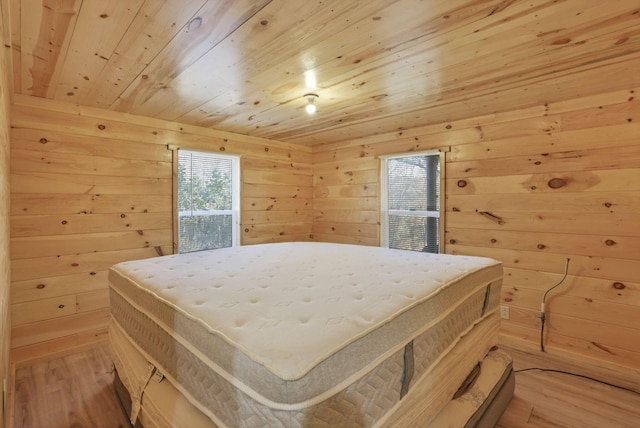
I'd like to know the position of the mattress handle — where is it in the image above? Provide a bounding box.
[400,340,415,400]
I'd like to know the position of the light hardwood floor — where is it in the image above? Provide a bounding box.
[497,346,640,428]
[12,346,130,428]
[10,343,640,427]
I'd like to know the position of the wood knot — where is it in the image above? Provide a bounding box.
[605,239,616,246]
[552,37,571,45]
[244,228,250,233]
[58,304,65,309]
[37,284,46,289]
[61,220,68,225]
[612,282,625,290]
[264,147,269,152]
[219,146,226,151]
[537,244,546,249]
[39,138,48,144]
[547,177,566,189]
[97,124,106,130]
[452,207,460,212]
[449,239,456,244]
[585,298,593,303]
[457,180,467,188]
[490,239,497,243]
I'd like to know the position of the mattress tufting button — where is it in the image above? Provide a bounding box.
[326,317,344,325]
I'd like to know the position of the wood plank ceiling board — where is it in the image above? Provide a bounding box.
[19,0,82,97]
[9,0,640,145]
[52,0,147,101]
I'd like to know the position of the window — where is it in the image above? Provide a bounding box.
[381,151,441,253]
[177,150,239,253]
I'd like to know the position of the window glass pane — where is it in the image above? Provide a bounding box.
[178,152,233,213]
[387,155,439,212]
[178,214,233,253]
[177,150,237,253]
[384,153,440,253]
[388,215,439,253]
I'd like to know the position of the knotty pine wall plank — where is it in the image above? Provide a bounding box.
[11,309,111,350]
[504,268,640,306]
[0,1,11,423]
[11,194,172,216]
[312,89,640,383]
[11,272,109,305]
[10,97,312,362]
[447,192,640,214]
[449,122,640,162]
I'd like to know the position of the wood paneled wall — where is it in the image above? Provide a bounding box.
[312,89,640,384]
[9,96,312,363]
[1,0,12,423]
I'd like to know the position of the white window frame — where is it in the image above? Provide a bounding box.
[380,150,443,252]
[176,149,240,253]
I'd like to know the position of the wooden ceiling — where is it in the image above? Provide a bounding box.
[7,0,640,145]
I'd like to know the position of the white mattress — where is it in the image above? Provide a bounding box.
[108,242,503,426]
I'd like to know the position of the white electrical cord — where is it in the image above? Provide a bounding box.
[539,258,570,352]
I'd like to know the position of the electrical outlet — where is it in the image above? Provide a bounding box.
[500,305,510,319]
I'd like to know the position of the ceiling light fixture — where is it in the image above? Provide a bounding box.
[304,93,318,114]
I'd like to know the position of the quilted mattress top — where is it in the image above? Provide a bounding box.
[110,242,500,381]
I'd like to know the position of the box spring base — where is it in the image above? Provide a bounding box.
[110,317,513,427]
